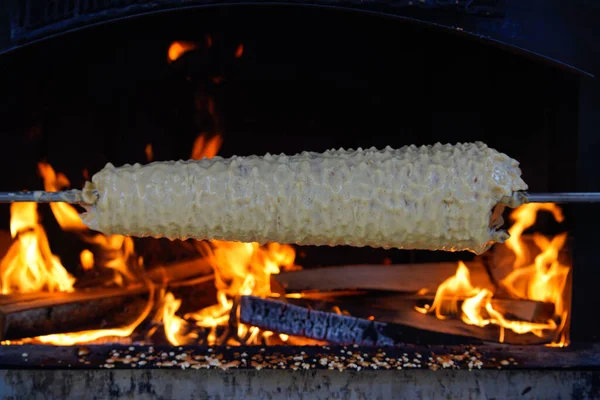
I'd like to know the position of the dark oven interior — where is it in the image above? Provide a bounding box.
[0,4,587,356]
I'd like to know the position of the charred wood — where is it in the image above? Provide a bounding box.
[239,295,395,346]
[240,293,557,345]
[145,257,213,284]
[293,297,557,345]
[298,291,555,323]
[0,255,216,340]
[0,286,150,340]
[74,256,214,289]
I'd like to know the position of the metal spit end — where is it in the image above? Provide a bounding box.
[500,191,529,208]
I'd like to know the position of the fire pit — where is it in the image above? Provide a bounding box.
[0,1,599,399]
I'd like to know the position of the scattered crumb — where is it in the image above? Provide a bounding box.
[10,344,519,371]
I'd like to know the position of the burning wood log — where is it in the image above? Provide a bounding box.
[146,257,213,284]
[240,295,557,346]
[238,295,395,346]
[296,291,556,324]
[0,286,149,340]
[0,256,216,341]
[74,256,214,289]
[326,301,556,345]
[272,262,494,293]
[304,297,557,345]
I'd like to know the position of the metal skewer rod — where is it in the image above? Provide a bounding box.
[0,190,92,205]
[524,192,600,204]
[0,190,598,205]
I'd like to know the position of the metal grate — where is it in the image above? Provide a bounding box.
[9,0,504,44]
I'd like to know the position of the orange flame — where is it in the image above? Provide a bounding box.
[80,249,94,270]
[82,233,139,286]
[0,203,75,294]
[145,143,153,162]
[185,241,296,344]
[505,203,564,267]
[161,134,298,345]
[167,41,197,63]
[38,162,138,287]
[415,261,479,319]
[35,284,155,345]
[9,162,147,345]
[235,44,244,58]
[190,134,223,160]
[419,203,570,346]
[6,133,296,346]
[38,162,87,231]
[160,291,194,346]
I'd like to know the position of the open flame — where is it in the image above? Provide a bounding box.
[0,144,573,347]
[0,121,571,347]
[235,44,244,58]
[145,144,154,162]
[80,249,94,270]
[191,134,223,160]
[35,283,156,346]
[159,291,192,346]
[419,203,570,346]
[417,261,479,320]
[0,162,152,344]
[167,41,197,63]
[0,132,296,346]
[39,162,139,286]
[505,203,564,267]
[38,162,88,232]
[185,240,296,344]
[161,134,297,345]
[0,202,75,294]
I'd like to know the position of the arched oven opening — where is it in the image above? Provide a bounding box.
[0,2,597,397]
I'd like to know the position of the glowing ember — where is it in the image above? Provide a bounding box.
[167,41,197,63]
[419,203,570,346]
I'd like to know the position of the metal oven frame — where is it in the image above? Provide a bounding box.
[0,0,598,342]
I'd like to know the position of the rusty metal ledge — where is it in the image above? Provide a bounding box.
[1,369,599,399]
